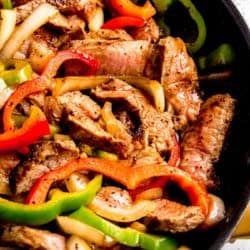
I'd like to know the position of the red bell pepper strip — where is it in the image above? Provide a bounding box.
[42,49,100,78]
[0,106,50,152]
[102,16,146,29]
[109,0,156,20]
[25,157,209,216]
[2,77,51,131]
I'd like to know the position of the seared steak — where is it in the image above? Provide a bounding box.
[144,199,205,233]
[0,224,65,250]
[159,37,202,129]
[84,29,133,40]
[92,78,175,153]
[130,18,160,43]
[180,94,235,189]
[10,138,79,194]
[70,39,152,76]
[0,153,20,195]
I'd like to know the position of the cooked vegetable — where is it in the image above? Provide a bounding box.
[0,0,12,9]
[0,106,50,152]
[0,175,102,225]
[110,0,156,20]
[0,59,32,86]
[152,0,174,13]
[0,3,59,59]
[3,77,51,131]
[88,7,104,31]
[57,216,114,246]
[42,50,100,78]
[70,206,178,250]
[102,16,146,29]
[0,9,16,50]
[66,235,91,250]
[197,43,236,70]
[53,75,165,112]
[177,0,206,53]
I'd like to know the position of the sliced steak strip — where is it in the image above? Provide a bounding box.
[10,138,79,194]
[70,39,152,76]
[68,112,133,158]
[0,153,20,195]
[92,79,175,153]
[144,199,205,233]
[159,37,202,129]
[180,94,235,189]
[0,224,65,250]
[84,29,133,40]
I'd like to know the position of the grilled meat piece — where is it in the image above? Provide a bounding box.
[180,94,235,189]
[130,18,160,43]
[10,138,79,194]
[70,39,152,76]
[14,0,101,23]
[159,37,202,129]
[144,199,205,233]
[0,153,20,195]
[68,112,133,158]
[84,29,133,40]
[0,224,65,250]
[92,78,175,153]
[44,91,101,123]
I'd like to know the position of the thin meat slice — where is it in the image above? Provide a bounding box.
[84,29,133,40]
[0,153,20,195]
[144,199,205,233]
[0,224,65,250]
[130,18,160,43]
[159,37,202,129]
[10,138,79,194]
[70,39,152,76]
[68,112,134,158]
[92,79,175,153]
[180,94,235,189]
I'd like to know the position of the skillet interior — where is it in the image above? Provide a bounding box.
[176,0,250,249]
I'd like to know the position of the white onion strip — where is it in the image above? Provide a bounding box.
[0,9,16,50]
[0,3,58,59]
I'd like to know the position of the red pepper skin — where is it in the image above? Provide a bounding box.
[42,50,100,78]
[3,77,50,132]
[0,106,50,152]
[102,16,146,29]
[25,158,209,216]
[109,0,156,19]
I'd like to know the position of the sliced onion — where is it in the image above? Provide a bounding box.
[57,216,115,247]
[65,172,90,193]
[66,235,91,250]
[88,7,104,31]
[0,9,16,50]
[201,194,225,229]
[0,3,58,59]
[89,188,155,222]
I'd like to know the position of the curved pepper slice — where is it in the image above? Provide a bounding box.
[0,175,102,225]
[42,49,100,78]
[0,106,50,152]
[3,77,51,131]
[25,158,209,216]
[109,0,156,20]
[0,59,33,86]
[178,0,206,53]
[70,206,178,250]
[102,16,146,29]
[0,0,13,9]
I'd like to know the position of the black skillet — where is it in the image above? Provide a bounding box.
[168,0,250,249]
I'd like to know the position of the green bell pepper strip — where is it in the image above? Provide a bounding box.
[152,0,174,13]
[70,206,178,250]
[0,59,33,86]
[0,175,102,226]
[0,0,12,9]
[178,0,206,53]
[197,43,236,70]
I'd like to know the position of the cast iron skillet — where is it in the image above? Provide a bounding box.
[173,0,250,249]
